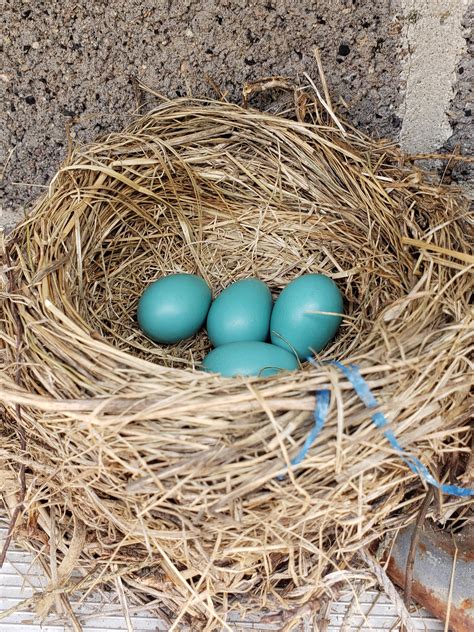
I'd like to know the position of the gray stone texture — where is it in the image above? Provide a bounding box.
[1,0,403,228]
[443,3,473,189]
[1,0,471,229]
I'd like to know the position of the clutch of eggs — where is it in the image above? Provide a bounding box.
[136,273,344,377]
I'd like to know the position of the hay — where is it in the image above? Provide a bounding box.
[1,79,473,629]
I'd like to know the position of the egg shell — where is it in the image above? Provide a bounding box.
[137,273,211,343]
[206,278,273,347]
[201,341,298,377]
[271,274,343,359]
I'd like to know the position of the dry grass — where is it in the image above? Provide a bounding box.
[1,79,473,629]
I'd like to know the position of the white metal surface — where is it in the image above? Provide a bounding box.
[0,525,443,631]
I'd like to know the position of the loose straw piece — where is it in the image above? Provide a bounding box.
[402,237,474,265]
[359,549,416,632]
[444,539,458,632]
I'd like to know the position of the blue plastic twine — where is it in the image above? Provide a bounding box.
[281,360,474,497]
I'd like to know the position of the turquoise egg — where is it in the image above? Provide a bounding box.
[137,273,211,343]
[270,274,344,359]
[202,341,298,377]
[206,278,273,347]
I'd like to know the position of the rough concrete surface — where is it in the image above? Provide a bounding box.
[399,0,473,192]
[1,0,472,230]
[443,2,473,189]
[399,0,467,152]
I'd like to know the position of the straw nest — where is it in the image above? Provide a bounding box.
[1,80,473,629]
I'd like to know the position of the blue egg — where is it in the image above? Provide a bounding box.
[201,341,298,377]
[137,273,211,343]
[270,274,344,359]
[206,278,273,347]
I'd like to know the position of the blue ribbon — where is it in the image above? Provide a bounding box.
[283,360,474,497]
[291,389,330,467]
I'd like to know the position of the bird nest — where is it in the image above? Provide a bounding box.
[1,80,472,629]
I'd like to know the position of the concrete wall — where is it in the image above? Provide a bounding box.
[1,0,472,229]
